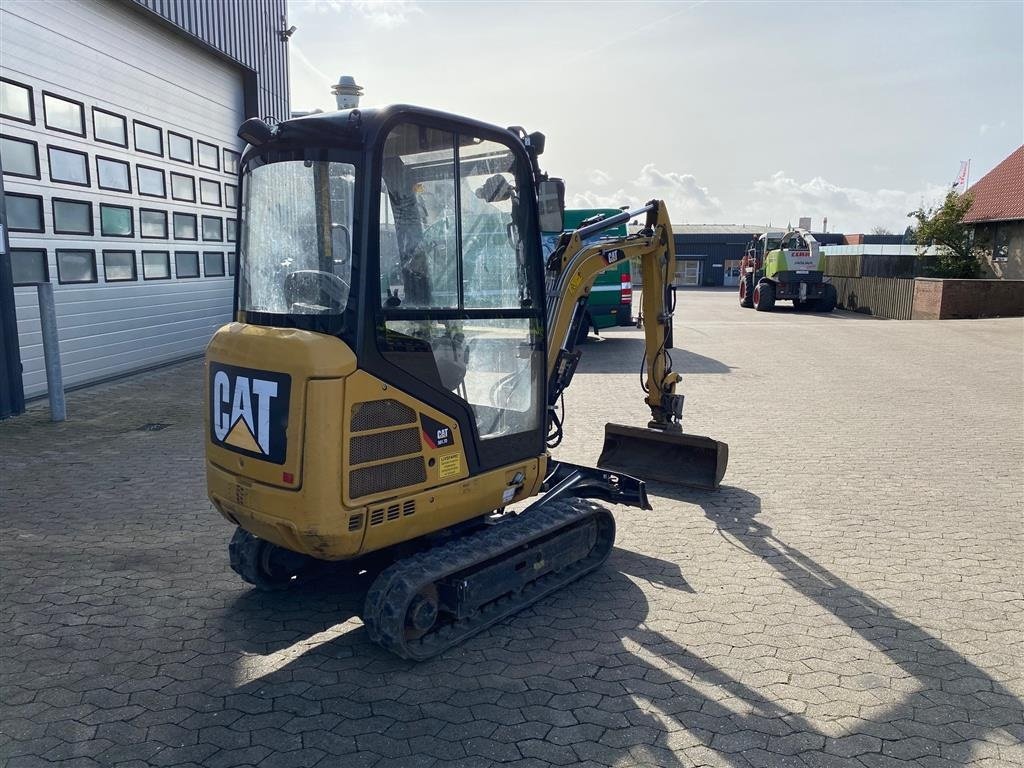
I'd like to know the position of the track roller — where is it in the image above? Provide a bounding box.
[362,499,615,660]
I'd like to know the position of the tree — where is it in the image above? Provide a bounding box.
[870,226,893,235]
[907,190,981,278]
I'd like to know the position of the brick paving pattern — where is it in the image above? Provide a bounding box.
[1,290,1022,767]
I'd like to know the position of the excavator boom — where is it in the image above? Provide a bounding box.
[544,200,728,489]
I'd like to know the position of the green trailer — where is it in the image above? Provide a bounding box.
[544,208,634,343]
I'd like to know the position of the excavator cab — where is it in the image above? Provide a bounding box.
[207,105,726,658]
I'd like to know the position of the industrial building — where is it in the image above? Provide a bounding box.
[0,0,289,418]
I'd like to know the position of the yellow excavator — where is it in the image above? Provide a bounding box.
[206,105,727,659]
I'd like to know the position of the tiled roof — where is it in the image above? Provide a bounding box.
[963,145,1024,223]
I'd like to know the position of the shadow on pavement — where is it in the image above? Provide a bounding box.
[578,337,734,375]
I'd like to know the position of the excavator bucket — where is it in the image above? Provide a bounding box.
[598,424,728,490]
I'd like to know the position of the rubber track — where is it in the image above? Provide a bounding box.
[362,498,615,660]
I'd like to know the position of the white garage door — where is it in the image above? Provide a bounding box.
[1,0,245,398]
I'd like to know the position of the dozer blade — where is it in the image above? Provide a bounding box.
[598,423,728,490]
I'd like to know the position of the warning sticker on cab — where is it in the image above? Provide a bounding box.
[438,453,462,479]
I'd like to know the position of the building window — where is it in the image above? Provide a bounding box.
[96,156,131,192]
[0,134,40,178]
[201,215,222,242]
[137,165,166,197]
[175,251,200,278]
[994,227,1010,262]
[103,250,137,282]
[42,92,85,136]
[56,249,97,284]
[140,209,168,239]
[223,149,240,175]
[93,108,127,147]
[203,251,225,277]
[11,248,48,285]
[52,198,94,235]
[171,172,196,202]
[0,78,34,124]
[47,145,90,186]
[224,183,237,209]
[168,131,194,164]
[197,141,219,170]
[100,203,133,237]
[173,212,197,240]
[142,250,171,280]
[226,218,237,243]
[133,120,162,156]
[227,252,236,276]
[199,179,221,206]
[5,192,44,232]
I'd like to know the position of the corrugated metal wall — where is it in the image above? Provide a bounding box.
[130,0,289,121]
[829,276,917,320]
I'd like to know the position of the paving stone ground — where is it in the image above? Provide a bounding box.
[1,290,1022,768]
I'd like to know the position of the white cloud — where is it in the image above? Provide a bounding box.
[980,124,990,136]
[570,164,723,223]
[588,169,612,186]
[742,171,947,232]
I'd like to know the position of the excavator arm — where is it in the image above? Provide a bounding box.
[543,200,728,490]
[545,200,681,428]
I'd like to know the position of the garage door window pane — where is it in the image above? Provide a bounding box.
[134,121,162,156]
[100,204,133,237]
[202,216,222,241]
[143,251,170,279]
[226,218,236,242]
[0,78,33,123]
[97,157,130,192]
[93,109,127,147]
[199,179,221,206]
[171,173,195,202]
[138,165,165,197]
[43,93,84,136]
[227,252,236,276]
[0,135,39,178]
[175,251,200,278]
[48,146,89,185]
[140,209,168,238]
[56,249,97,283]
[168,132,193,163]
[103,250,136,281]
[225,184,237,208]
[197,141,219,170]
[224,149,240,174]
[173,212,197,240]
[5,193,43,232]
[203,251,225,276]
[11,249,48,285]
[53,199,93,234]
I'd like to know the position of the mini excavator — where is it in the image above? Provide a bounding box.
[205,105,728,659]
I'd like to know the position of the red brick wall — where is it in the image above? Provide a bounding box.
[912,278,1024,319]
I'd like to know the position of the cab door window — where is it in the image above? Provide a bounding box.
[378,123,540,441]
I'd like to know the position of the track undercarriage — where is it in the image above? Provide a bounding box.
[228,463,646,659]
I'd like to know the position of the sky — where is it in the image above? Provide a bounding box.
[287,0,1023,233]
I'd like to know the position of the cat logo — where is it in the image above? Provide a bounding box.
[209,364,291,464]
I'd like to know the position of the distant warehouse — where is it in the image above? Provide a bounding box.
[0,0,289,417]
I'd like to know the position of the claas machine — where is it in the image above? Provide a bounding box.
[205,105,727,659]
[739,228,838,312]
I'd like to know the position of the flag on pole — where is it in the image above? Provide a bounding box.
[953,161,969,189]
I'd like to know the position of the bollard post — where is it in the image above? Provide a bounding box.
[36,282,66,422]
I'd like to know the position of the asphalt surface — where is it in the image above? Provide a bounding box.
[1,289,1022,767]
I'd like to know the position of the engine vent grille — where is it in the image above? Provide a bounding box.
[351,399,416,432]
[368,500,417,527]
[349,427,421,465]
[347,513,364,532]
[350,456,426,499]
